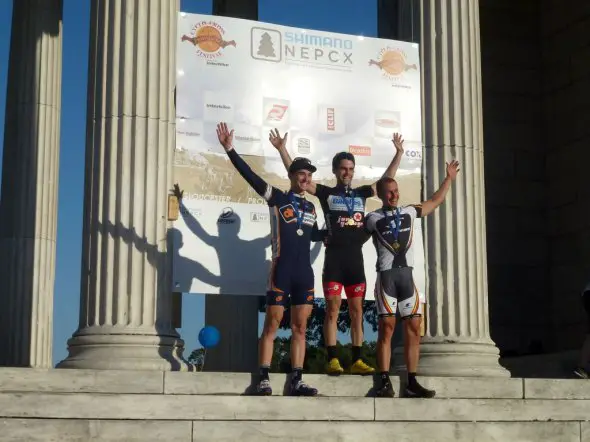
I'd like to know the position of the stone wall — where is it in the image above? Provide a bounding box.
[541,0,590,350]
[479,0,549,355]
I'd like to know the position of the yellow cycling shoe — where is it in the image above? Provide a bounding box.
[325,358,345,376]
[350,359,375,375]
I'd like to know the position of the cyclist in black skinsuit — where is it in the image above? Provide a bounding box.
[216,122,325,396]
[270,128,404,375]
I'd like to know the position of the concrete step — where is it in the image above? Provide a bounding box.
[2,367,590,399]
[2,368,590,441]
[0,419,585,442]
[2,392,590,421]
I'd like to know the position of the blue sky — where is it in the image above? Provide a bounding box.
[0,0,378,366]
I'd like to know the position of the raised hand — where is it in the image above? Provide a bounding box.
[216,122,234,151]
[392,133,404,153]
[446,160,460,180]
[269,128,288,150]
[171,183,184,201]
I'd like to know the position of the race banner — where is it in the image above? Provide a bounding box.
[172,12,425,301]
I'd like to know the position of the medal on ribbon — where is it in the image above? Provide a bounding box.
[388,207,401,252]
[342,187,356,226]
[290,192,306,236]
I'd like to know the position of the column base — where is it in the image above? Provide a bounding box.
[56,326,194,371]
[393,338,510,378]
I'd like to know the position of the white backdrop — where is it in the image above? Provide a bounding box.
[172,12,425,301]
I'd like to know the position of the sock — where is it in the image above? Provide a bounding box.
[291,367,303,385]
[380,371,390,386]
[352,345,362,362]
[408,372,417,387]
[327,346,338,360]
[259,365,270,381]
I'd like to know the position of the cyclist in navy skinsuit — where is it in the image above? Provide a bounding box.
[216,122,325,397]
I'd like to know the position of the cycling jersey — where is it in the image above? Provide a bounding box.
[227,148,324,306]
[314,183,373,298]
[365,204,423,317]
[315,184,374,248]
[364,205,422,271]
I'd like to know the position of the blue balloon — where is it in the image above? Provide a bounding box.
[198,325,220,349]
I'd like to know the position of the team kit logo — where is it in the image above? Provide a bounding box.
[181,21,236,59]
[369,47,417,83]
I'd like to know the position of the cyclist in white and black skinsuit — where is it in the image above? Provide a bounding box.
[365,159,460,398]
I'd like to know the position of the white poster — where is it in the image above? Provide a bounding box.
[173,12,424,301]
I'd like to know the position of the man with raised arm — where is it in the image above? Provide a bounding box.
[270,129,404,376]
[365,160,460,398]
[216,122,324,396]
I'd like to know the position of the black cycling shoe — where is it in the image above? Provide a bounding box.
[289,380,318,397]
[375,381,395,398]
[405,381,436,398]
[255,378,273,396]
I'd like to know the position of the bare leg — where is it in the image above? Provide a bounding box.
[290,304,313,369]
[258,305,284,366]
[348,296,364,347]
[377,316,396,372]
[403,317,422,373]
[323,296,341,347]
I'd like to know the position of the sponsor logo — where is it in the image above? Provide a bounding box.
[180,207,202,218]
[337,216,362,228]
[181,21,236,62]
[327,195,365,212]
[176,130,201,137]
[251,27,282,62]
[375,117,400,129]
[275,295,283,302]
[250,212,269,222]
[279,205,296,222]
[235,135,261,143]
[182,193,231,202]
[266,104,288,122]
[297,138,311,154]
[353,212,363,222]
[217,207,236,224]
[205,103,231,110]
[327,108,335,131]
[250,28,354,70]
[405,150,422,160]
[349,145,371,156]
[369,47,417,87]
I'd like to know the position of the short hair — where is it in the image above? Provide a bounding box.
[332,152,355,171]
[376,177,397,199]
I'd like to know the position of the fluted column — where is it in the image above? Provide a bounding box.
[0,0,62,368]
[407,0,507,377]
[57,0,189,370]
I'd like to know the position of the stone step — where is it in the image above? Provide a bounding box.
[0,419,585,442]
[1,392,590,422]
[2,368,590,399]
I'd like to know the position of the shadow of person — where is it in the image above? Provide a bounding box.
[94,220,194,371]
[175,201,322,293]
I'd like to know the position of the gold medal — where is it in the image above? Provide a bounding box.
[392,241,401,251]
[347,218,355,226]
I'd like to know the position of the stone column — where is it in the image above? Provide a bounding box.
[409,0,507,377]
[203,0,260,373]
[0,0,62,368]
[57,0,190,370]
